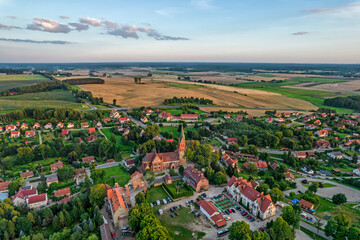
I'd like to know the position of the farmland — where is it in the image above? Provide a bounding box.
[0,74,50,92]
[0,89,83,112]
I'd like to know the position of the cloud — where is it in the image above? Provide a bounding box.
[107,24,189,40]
[304,2,360,17]
[69,22,89,31]
[191,0,214,10]
[292,32,309,35]
[0,23,21,30]
[103,20,119,29]
[79,17,102,27]
[0,38,72,44]
[27,18,71,33]
[7,16,16,19]
[59,15,69,19]
[156,9,171,16]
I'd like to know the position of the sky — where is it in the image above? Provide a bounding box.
[0,0,360,63]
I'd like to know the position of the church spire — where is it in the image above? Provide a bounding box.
[179,124,185,142]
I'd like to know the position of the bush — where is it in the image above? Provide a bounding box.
[332,193,347,205]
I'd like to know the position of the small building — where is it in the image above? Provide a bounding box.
[293,152,307,160]
[82,156,95,164]
[353,168,360,176]
[44,123,52,129]
[315,140,331,149]
[301,166,314,174]
[227,138,238,145]
[74,167,87,185]
[10,131,20,138]
[50,161,63,173]
[164,174,172,184]
[327,152,344,160]
[236,115,243,121]
[314,130,328,138]
[46,176,59,187]
[124,159,135,169]
[67,122,74,129]
[224,114,231,119]
[180,114,198,121]
[54,188,71,198]
[20,170,34,179]
[5,125,17,132]
[265,118,273,123]
[12,188,38,206]
[27,193,48,209]
[184,166,209,192]
[197,200,226,228]
[131,171,145,190]
[86,135,98,142]
[88,127,96,134]
[299,199,314,212]
[284,172,294,182]
[81,122,89,128]
[20,123,28,130]
[0,181,11,193]
[56,122,64,129]
[61,129,68,136]
[140,116,148,123]
[33,122,41,129]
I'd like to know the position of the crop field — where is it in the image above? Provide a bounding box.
[0,89,82,112]
[0,74,50,92]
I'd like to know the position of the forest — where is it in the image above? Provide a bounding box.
[324,96,360,111]
[163,96,213,105]
[62,78,105,85]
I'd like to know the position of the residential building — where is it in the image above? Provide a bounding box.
[197,200,227,228]
[107,183,130,229]
[46,176,59,187]
[226,176,276,220]
[67,122,74,129]
[54,188,71,197]
[131,171,145,190]
[236,115,243,121]
[222,153,238,167]
[20,170,34,179]
[353,168,360,176]
[33,122,41,129]
[159,111,173,121]
[56,122,64,128]
[327,152,344,160]
[265,118,273,123]
[140,116,148,123]
[74,167,87,185]
[88,127,96,134]
[124,159,135,169]
[284,172,295,182]
[301,166,314,174]
[314,130,328,138]
[12,188,38,206]
[227,138,238,145]
[184,166,209,192]
[82,156,95,164]
[315,140,331,149]
[10,131,20,138]
[44,123,52,129]
[81,122,89,128]
[110,110,120,119]
[0,181,11,192]
[27,193,47,209]
[50,161,63,172]
[164,174,172,184]
[224,114,231,119]
[299,199,314,211]
[180,114,198,121]
[20,123,28,130]
[61,129,68,136]
[5,125,16,132]
[243,161,268,171]
[86,135,97,142]
[293,152,307,160]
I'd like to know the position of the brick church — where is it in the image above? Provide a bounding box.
[142,126,186,172]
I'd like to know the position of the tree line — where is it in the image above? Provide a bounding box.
[63,78,105,85]
[324,96,360,111]
[164,96,213,105]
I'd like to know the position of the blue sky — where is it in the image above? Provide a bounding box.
[0,0,360,63]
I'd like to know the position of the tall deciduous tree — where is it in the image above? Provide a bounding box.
[229,221,252,240]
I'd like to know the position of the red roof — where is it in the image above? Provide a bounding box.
[180,114,198,118]
[61,129,68,135]
[88,127,96,132]
[0,181,11,191]
[299,199,314,209]
[27,193,47,204]
[81,122,89,127]
[12,188,37,200]
[198,200,219,216]
[211,214,227,228]
[54,188,70,197]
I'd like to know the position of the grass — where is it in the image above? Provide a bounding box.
[8,157,62,176]
[100,128,133,153]
[157,207,207,240]
[291,76,348,84]
[164,181,194,199]
[169,83,205,89]
[0,74,50,92]
[102,165,130,187]
[146,185,170,203]
[0,89,82,112]
[160,126,181,138]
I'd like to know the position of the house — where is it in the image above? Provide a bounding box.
[56,122,64,129]
[315,140,331,149]
[86,135,98,142]
[27,193,48,209]
[82,156,95,164]
[243,161,268,171]
[319,170,332,176]
[299,199,314,212]
[110,110,120,119]
[197,200,227,228]
[293,152,307,160]
[44,123,53,129]
[20,123,28,130]
[284,112,291,118]
[46,176,59,187]
[314,120,322,126]
[107,183,130,229]
[104,118,111,123]
[119,117,130,124]
[0,181,11,192]
[226,176,276,220]
[33,122,41,129]
[304,124,316,130]
[180,114,198,121]
[140,116,148,123]
[12,188,38,206]
[74,168,87,185]
[143,109,152,115]
[164,174,172,184]
[275,112,282,117]
[54,188,71,198]
[107,159,114,163]
[142,127,186,172]
[269,161,279,170]
[5,125,16,132]
[276,118,285,123]
[336,124,346,130]
[301,166,314,174]
[314,130,328,138]
[222,153,238,167]
[131,171,145,190]
[344,139,360,147]
[10,131,20,138]
[265,118,273,123]
[246,115,254,119]
[319,112,327,118]
[302,117,311,122]
[327,152,343,160]
[236,115,243,121]
[20,170,34,179]
[227,138,238,145]
[50,161,63,173]
[88,127,96,134]
[224,114,231,119]
[67,122,74,129]
[159,111,173,121]
[124,159,135,169]
[284,172,295,182]
[353,168,360,176]
[61,129,68,136]
[95,121,102,128]
[81,122,89,128]
[184,166,209,192]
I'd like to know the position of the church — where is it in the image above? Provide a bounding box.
[142,127,186,172]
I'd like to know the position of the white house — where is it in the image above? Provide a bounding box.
[301,166,314,174]
[353,168,360,176]
[197,200,227,228]
[327,152,343,160]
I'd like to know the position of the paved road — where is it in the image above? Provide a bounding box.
[127,115,146,128]
[38,130,42,144]
[300,221,332,240]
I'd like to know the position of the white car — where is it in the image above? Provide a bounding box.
[157,200,161,205]
[163,199,167,204]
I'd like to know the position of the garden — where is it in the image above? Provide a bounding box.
[163,181,194,199]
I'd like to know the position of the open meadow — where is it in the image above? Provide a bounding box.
[0,74,50,92]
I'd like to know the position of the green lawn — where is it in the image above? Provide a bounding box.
[157,207,207,240]
[102,165,130,187]
[100,128,133,153]
[160,126,181,138]
[146,185,170,203]
[0,74,50,92]
[0,89,82,112]
[164,181,194,199]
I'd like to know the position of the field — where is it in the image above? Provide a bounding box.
[0,89,83,112]
[77,74,317,111]
[102,165,130,187]
[0,74,50,92]
[146,185,170,203]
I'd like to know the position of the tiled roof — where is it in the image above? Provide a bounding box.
[211,214,227,228]
[0,181,11,191]
[184,166,207,185]
[197,200,219,216]
[12,188,37,200]
[28,193,47,204]
[54,188,70,197]
[300,199,314,209]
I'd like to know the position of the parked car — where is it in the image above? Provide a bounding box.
[325,215,331,219]
[224,215,231,221]
[250,218,255,222]
[153,201,157,206]
[224,210,229,214]
[235,206,241,210]
[298,190,303,194]
[150,203,153,207]
[242,212,248,216]
[163,199,167,204]
[175,212,179,216]
[178,204,183,208]
[247,215,252,220]
[170,214,175,218]
[227,209,232,213]
[195,213,200,218]
[111,232,115,239]
[157,200,161,205]
[231,208,236,213]
[167,197,172,202]
[192,210,197,214]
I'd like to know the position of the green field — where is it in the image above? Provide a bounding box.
[157,207,206,240]
[102,165,130,187]
[160,126,197,139]
[0,74,50,92]
[291,77,348,84]
[146,185,169,203]
[169,83,205,89]
[0,89,82,112]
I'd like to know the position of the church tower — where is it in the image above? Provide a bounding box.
[178,125,186,163]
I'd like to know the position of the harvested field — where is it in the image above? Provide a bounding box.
[77,75,317,111]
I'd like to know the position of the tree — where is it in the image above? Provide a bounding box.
[348,227,360,240]
[27,212,35,226]
[265,176,275,188]
[135,192,146,205]
[57,166,75,181]
[335,213,350,228]
[179,165,185,175]
[169,168,176,176]
[17,147,34,163]
[246,162,257,174]
[90,184,107,207]
[44,207,54,226]
[229,221,251,240]
[269,217,295,240]
[68,151,78,162]
[332,193,347,205]
[325,220,337,237]
[269,188,284,204]
[308,182,318,193]
[113,99,117,105]
[281,206,300,229]
[16,217,32,234]
[59,211,65,227]
[256,184,269,195]
[252,231,270,240]
[52,215,61,231]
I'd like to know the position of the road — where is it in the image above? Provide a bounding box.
[300,221,332,240]
[38,130,42,144]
